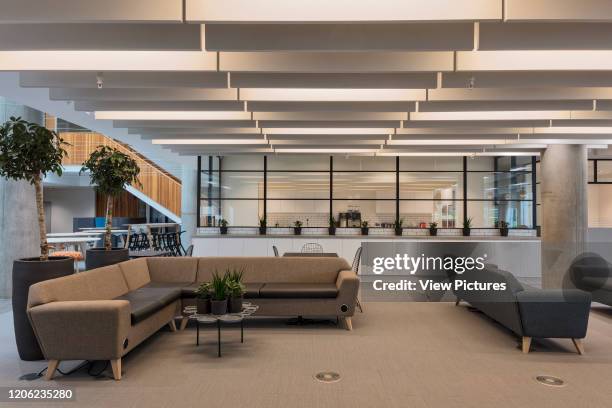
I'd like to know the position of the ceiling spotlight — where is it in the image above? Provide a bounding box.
[467,76,476,89]
[96,72,104,89]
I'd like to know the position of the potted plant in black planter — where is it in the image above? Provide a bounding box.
[498,220,509,237]
[0,117,74,361]
[195,282,211,314]
[210,271,229,315]
[394,218,404,236]
[81,145,140,269]
[463,217,473,236]
[361,220,369,235]
[429,222,438,236]
[219,219,228,235]
[328,215,337,235]
[294,220,302,235]
[259,217,267,235]
[227,269,246,313]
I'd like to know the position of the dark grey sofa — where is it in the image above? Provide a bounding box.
[450,265,591,354]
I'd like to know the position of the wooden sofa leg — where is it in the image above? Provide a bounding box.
[110,358,122,380]
[168,319,177,332]
[45,360,59,381]
[179,316,189,331]
[522,336,532,354]
[344,317,353,331]
[572,338,585,355]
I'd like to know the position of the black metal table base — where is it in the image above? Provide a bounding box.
[196,319,244,357]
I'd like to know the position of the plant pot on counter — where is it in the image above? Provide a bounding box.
[220,226,228,235]
[228,296,243,313]
[361,227,369,235]
[12,256,74,361]
[430,229,438,236]
[328,227,336,235]
[500,228,509,237]
[395,227,403,236]
[197,298,211,314]
[85,247,129,270]
[294,227,302,235]
[463,228,471,237]
[259,227,267,235]
[211,299,228,315]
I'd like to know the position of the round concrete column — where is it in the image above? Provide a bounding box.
[180,158,198,248]
[540,144,588,289]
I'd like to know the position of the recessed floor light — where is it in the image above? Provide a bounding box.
[535,375,566,387]
[315,371,341,383]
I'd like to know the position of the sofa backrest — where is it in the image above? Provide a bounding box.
[28,264,129,308]
[147,257,198,282]
[118,258,151,290]
[196,257,351,283]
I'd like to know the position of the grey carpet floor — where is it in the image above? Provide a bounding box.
[1,302,612,408]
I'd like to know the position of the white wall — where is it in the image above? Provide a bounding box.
[44,187,95,232]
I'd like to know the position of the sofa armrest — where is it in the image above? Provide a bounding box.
[516,289,591,339]
[335,270,360,315]
[28,300,131,361]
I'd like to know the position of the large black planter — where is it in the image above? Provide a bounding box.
[12,256,74,361]
[85,247,129,270]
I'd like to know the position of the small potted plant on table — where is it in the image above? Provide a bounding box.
[294,220,302,235]
[361,221,369,235]
[463,217,473,236]
[219,219,228,235]
[394,218,404,236]
[195,282,211,314]
[227,269,246,313]
[429,222,438,236]
[259,217,267,235]
[498,220,509,237]
[210,272,229,315]
[328,215,337,235]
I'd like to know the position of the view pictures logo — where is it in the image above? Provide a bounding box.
[372,253,487,275]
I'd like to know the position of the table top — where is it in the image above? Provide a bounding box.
[79,228,129,234]
[283,252,339,257]
[47,232,102,237]
[47,237,101,244]
[184,302,259,322]
[128,250,172,258]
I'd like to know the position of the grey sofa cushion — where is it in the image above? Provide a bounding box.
[114,284,182,325]
[259,283,338,299]
[181,283,265,299]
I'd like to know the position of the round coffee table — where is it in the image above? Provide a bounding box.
[183,302,259,357]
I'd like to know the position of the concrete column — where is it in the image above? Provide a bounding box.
[0,180,39,298]
[180,157,198,248]
[540,144,588,289]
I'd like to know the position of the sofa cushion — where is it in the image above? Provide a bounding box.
[181,282,264,299]
[114,284,181,325]
[118,258,151,290]
[582,277,612,291]
[147,257,198,283]
[259,283,338,299]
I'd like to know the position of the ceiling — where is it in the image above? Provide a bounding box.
[3,0,612,157]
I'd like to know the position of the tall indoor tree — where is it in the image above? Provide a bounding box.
[81,145,141,251]
[0,116,68,260]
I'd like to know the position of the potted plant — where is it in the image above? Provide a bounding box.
[294,220,302,235]
[195,282,211,314]
[463,217,473,236]
[361,220,369,235]
[0,117,74,360]
[81,145,140,269]
[259,217,267,235]
[498,220,509,237]
[227,269,246,313]
[394,218,404,236]
[210,271,229,315]
[219,219,228,235]
[328,215,337,235]
[429,222,438,236]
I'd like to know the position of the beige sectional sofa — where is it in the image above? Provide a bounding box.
[27,256,359,381]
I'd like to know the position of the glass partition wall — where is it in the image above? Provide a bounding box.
[198,155,537,231]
